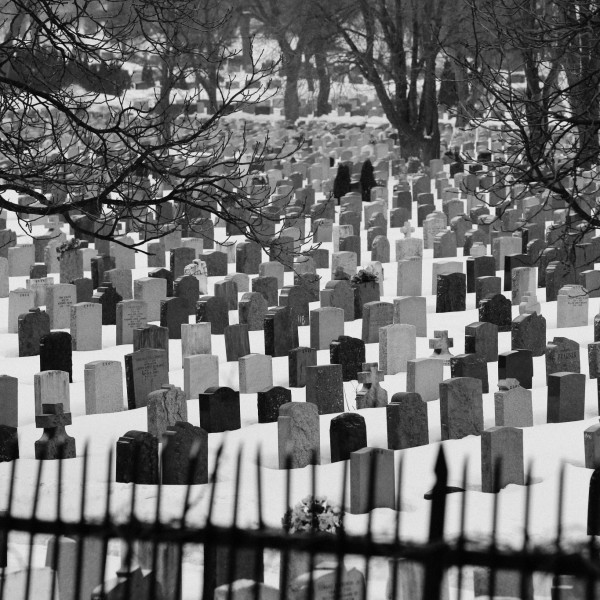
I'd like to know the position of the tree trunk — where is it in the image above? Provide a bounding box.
[240,12,251,70]
[282,55,301,123]
[315,48,331,116]
[157,58,175,142]
[418,49,441,163]
[452,56,470,128]
[197,67,219,113]
[305,54,315,93]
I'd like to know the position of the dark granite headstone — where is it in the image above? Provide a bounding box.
[238,292,268,331]
[0,425,18,462]
[200,250,228,276]
[133,324,170,367]
[479,293,512,332]
[436,272,466,313]
[293,272,320,302]
[124,348,169,409]
[73,277,94,303]
[236,240,262,274]
[390,208,410,229]
[498,349,533,389]
[288,347,317,387]
[511,311,546,357]
[546,260,577,302]
[547,372,585,423]
[306,364,344,414]
[440,377,484,440]
[467,256,496,293]
[170,247,196,278]
[340,235,361,265]
[196,295,229,335]
[39,331,73,382]
[214,279,238,311]
[257,386,292,423]
[589,468,600,535]
[330,413,367,462]
[464,321,498,363]
[475,276,502,308]
[90,255,115,290]
[174,274,199,315]
[162,421,208,485]
[199,387,241,433]
[450,353,489,393]
[30,263,48,279]
[387,392,429,450]
[503,253,531,291]
[252,276,279,307]
[264,306,299,357]
[116,430,159,484]
[18,308,50,357]
[91,282,122,325]
[224,324,251,362]
[321,279,355,322]
[352,280,380,319]
[330,335,366,382]
[160,296,188,339]
[279,285,312,326]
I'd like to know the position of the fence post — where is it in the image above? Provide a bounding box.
[422,447,448,600]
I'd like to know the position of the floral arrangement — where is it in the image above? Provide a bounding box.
[351,269,378,284]
[56,238,81,261]
[282,495,344,535]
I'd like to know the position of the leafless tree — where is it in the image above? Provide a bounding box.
[0,0,307,259]
[447,0,600,253]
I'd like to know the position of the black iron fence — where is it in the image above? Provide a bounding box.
[0,445,599,600]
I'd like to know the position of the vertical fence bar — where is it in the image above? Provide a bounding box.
[0,458,17,600]
[49,456,63,600]
[279,455,293,600]
[149,446,164,600]
[98,447,114,600]
[456,459,469,600]
[253,448,264,600]
[389,455,404,600]
[24,456,44,600]
[422,446,447,600]
[520,462,533,600]
[334,458,349,600]
[226,447,244,600]
[488,458,502,600]
[74,444,89,600]
[201,442,224,600]
[554,463,566,600]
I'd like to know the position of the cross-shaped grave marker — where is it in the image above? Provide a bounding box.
[34,403,76,460]
[429,330,454,365]
[356,362,387,409]
[400,222,415,238]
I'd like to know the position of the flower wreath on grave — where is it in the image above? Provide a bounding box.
[351,269,378,284]
[282,495,344,535]
[56,238,81,261]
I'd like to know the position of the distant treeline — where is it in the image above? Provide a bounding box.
[2,46,131,96]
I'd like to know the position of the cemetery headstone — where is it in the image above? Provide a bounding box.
[84,361,124,414]
[440,377,484,440]
[387,392,429,450]
[199,387,241,433]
